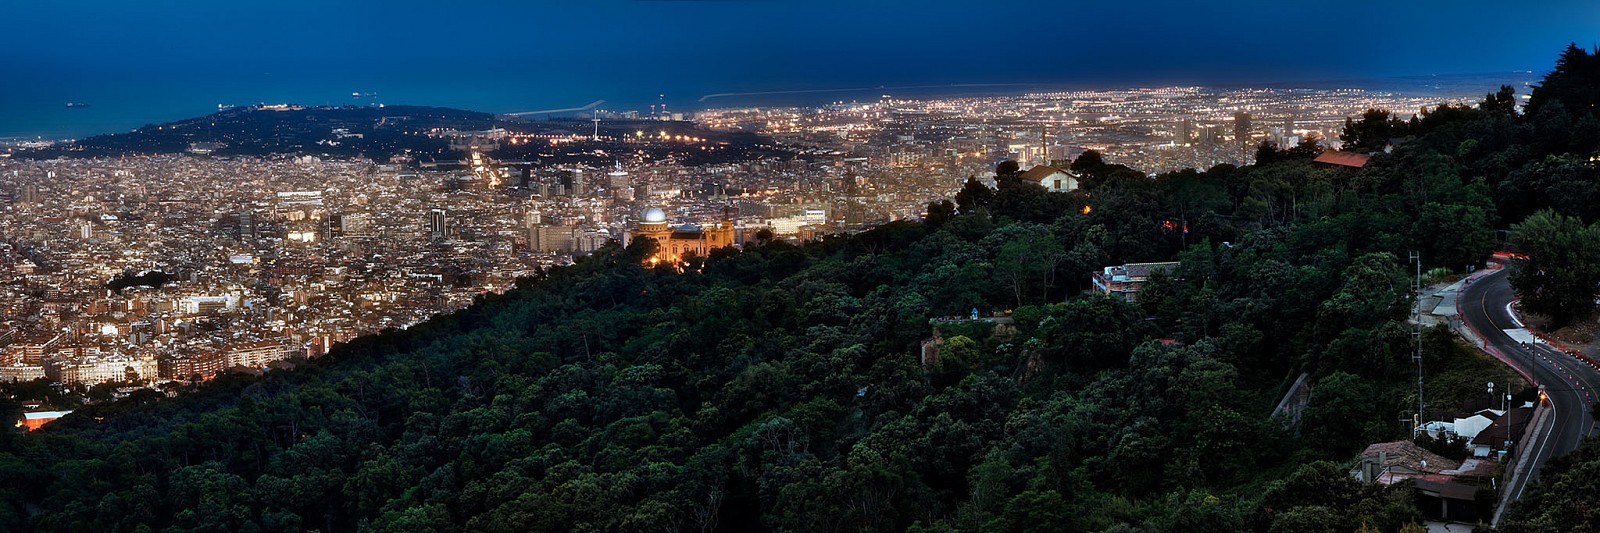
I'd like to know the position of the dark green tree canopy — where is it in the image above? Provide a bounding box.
[1508,209,1600,326]
[1525,43,1600,119]
[955,175,995,213]
[1340,108,1408,154]
[8,41,1600,533]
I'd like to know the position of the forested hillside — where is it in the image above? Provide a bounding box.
[4,44,1600,532]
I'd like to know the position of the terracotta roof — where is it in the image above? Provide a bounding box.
[1359,440,1462,473]
[1018,165,1073,182]
[1413,479,1479,501]
[1312,151,1371,168]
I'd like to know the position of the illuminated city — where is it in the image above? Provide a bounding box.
[0,82,1521,392]
[4,1,1600,531]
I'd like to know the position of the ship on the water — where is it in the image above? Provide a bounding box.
[64,102,91,108]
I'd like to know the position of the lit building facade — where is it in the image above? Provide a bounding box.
[1092,262,1179,302]
[46,354,158,385]
[630,207,735,264]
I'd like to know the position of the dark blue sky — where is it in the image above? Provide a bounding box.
[3,0,1597,137]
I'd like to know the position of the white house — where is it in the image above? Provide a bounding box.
[1415,409,1500,442]
[1452,410,1501,441]
[1415,420,1455,439]
[1469,408,1531,458]
[1019,165,1079,193]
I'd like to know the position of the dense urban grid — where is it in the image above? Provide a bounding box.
[0,83,1509,401]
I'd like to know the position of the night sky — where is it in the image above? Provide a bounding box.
[3,0,1597,137]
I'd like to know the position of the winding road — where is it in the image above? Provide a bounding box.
[1457,268,1600,507]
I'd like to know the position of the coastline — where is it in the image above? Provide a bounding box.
[0,71,1538,141]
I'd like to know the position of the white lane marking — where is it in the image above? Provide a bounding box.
[1536,343,1600,437]
[1469,272,1567,500]
[1517,398,1558,503]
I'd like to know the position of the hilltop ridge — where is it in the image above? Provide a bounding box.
[14,104,780,165]
[5,43,1600,533]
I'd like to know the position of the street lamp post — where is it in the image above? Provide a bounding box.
[1504,392,1513,459]
[1488,381,1498,457]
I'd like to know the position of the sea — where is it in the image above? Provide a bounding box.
[0,71,1541,141]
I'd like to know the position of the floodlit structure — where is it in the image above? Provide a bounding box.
[631,207,735,264]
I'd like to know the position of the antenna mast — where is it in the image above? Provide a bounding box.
[1412,251,1424,434]
[1040,122,1048,166]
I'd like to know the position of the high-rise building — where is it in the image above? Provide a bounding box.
[1198,125,1220,149]
[607,163,629,190]
[518,165,534,189]
[238,211,255,239]
[1233,112,1252,155]
[529,224,576,252]
[701,179,726,199]
[562,169,585,197]
[428,208,448,240]
[340,212,372,237]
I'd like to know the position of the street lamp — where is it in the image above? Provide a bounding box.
[1487,382,1498,456]
[1504,392,1513,459]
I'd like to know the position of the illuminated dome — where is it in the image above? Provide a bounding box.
[642,208,667,223]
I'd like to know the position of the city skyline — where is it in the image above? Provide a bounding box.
[9,4,1600,530]
[0,80,1514,389]
[3,1,1596,137]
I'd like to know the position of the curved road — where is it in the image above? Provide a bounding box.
[1458,268,1600,505]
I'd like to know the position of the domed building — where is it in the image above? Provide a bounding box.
[630,207,735,263]
[639,207,669,231]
